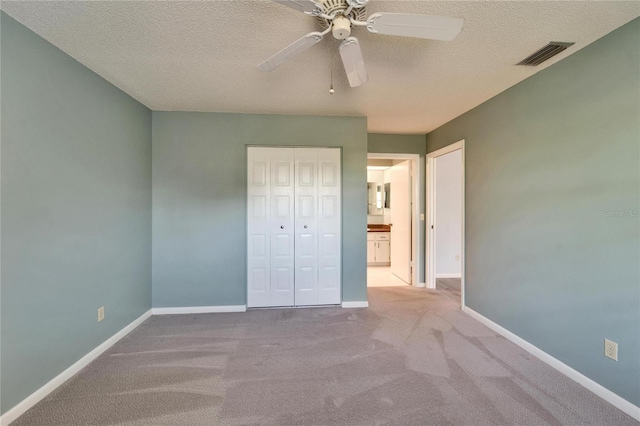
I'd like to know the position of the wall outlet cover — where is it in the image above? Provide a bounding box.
[604,339,618,361]
[98,306,105,322]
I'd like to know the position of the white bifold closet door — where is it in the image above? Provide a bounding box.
[247,147,341,308]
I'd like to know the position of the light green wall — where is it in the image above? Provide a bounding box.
[368,133,427,283]
[426,18,640,405]
[1,12,152,414]
[152,112,368,307]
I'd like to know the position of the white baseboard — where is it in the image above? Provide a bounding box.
[342,301,369,308]
[435,273,462,279]
[0,309,152,426]
[463,307,640,422]
[152,305,247,315]
[414,282,426,288]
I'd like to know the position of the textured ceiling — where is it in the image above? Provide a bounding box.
[2,1,639,133]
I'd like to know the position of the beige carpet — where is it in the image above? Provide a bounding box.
[13,286,638,425]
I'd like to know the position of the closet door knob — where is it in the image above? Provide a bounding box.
[280,225,284,229]
[304,225,308,229]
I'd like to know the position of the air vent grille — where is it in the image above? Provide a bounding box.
[516,42,575,66]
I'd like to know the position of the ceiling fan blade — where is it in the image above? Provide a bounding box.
[366,13,463,41]
[339,37,368,87]
[258,32,324,72]
[273,0,324,15]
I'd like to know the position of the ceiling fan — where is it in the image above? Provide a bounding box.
[258,0,464,88]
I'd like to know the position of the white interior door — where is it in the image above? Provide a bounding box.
[247,147,295,307]
[390,160,412,284]
[248,147,341,308]
[316,148,341,305]
[294,148,319,306]
[247,148,271,308]
[270,148,296,307]
[426,140,465,305]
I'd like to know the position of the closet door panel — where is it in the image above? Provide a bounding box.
[247,148,272,307]
[269,148,295,307]
[294,148,319,306]
[317,148,342,305]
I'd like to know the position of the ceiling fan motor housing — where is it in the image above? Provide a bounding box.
[332,15,351,39]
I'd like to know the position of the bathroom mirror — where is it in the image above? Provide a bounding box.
[367,182,383,215]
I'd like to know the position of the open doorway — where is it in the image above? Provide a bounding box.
[367,153,420,288]
[426,140,465,306]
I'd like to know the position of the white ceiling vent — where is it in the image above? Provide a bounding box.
[516,42,575,66]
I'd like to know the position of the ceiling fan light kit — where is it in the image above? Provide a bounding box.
[260,0,464,87]
[332,16,351,39]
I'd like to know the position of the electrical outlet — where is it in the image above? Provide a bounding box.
[604,339,618,361]
[98,306,105,322]
[455,254,460,261]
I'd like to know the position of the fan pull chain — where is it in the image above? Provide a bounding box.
[329,49,335,95]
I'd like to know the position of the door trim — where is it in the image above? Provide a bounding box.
[367,153,421,288]
[426,140,465,307]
